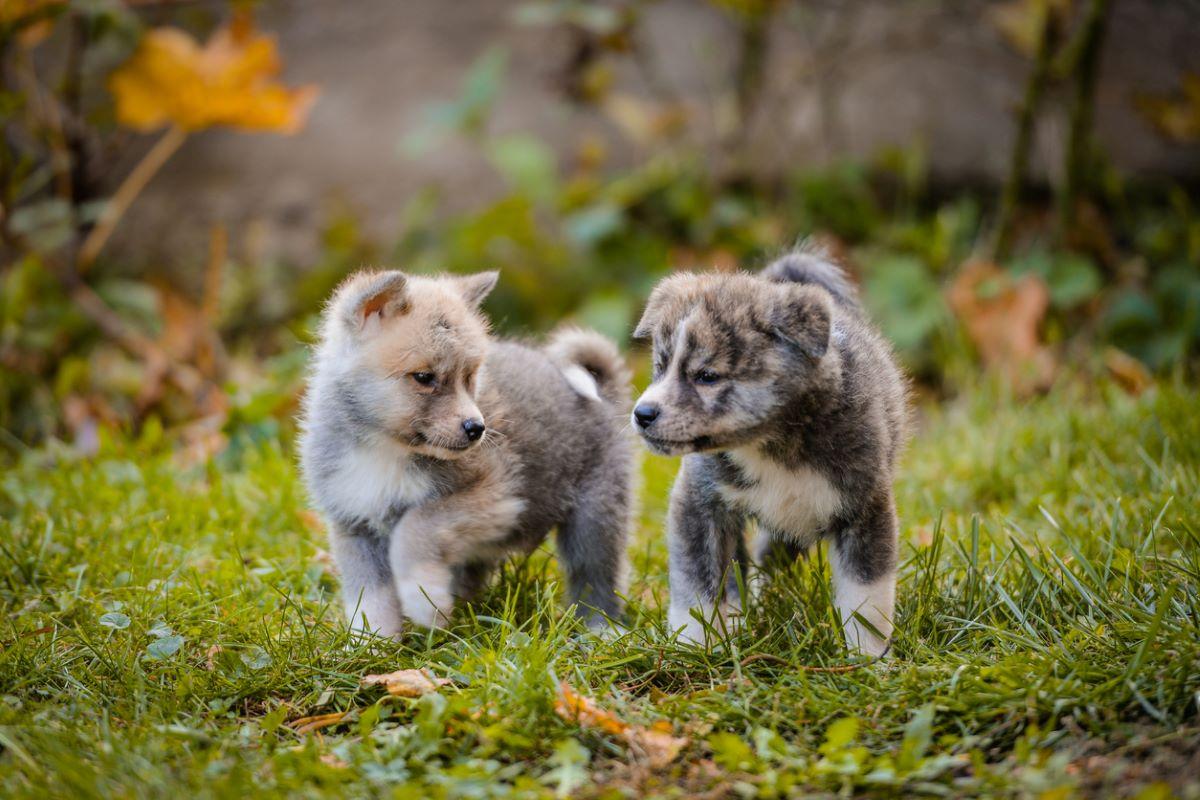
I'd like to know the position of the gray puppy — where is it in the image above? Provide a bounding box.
[299,270,634,636]
[630,247,908,656]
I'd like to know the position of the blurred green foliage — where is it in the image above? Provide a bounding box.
[2,2,1200,450]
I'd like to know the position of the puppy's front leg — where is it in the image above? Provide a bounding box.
[329,523,404,638]
[829,493,898,657]
[390,482,526,630]
[667,456,747,644]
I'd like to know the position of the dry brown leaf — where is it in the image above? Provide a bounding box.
[556,682,629,736]
[361,668,451,698]
[109,13,318,134]
[290,711,347,735]
[555,683,689,768]
[947,260,1055,395]
[204,644,223,671]
[1104,348,1153,396]
[628,721,689,769]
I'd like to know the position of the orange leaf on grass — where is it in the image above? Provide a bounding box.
[555,682,688,768]
[109,14,317,134]
[947,260,1055,395]
[290,711,347,735]
[555,682,629,736]
[361,669,452,698]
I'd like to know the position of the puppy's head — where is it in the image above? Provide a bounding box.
[630,272,832,456]
[320,269,498,459]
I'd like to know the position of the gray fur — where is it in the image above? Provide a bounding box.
[299,271,634,635]
[632,246,908,655]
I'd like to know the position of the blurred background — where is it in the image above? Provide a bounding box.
[2,0,1198,456]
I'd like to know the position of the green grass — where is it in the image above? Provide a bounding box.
[1,378,1198,798]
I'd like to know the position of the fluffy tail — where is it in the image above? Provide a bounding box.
[545,327,632,406]
[761,241,862,313]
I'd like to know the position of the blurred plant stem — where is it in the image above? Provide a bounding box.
[994,2,1060,262]
[1059,0,1110,243]
[77,125,187,271]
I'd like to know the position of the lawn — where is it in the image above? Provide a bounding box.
[1,377,1198,798]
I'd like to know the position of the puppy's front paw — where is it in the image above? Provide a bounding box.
[398,572,454,629]
[668,602,741,646]
[344,588,405,640]
[667,604,708,646]
[583,614,629,640]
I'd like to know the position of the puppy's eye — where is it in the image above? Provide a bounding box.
[695,368,721,385]
[411,372,436,386]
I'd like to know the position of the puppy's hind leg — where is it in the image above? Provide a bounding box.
[556,464,632,633]
[829,493,898,658]
[667,456,747,645]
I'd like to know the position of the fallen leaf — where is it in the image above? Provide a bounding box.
[290,711,347,735]
[319,753,349,769]
[629,721,689,769]
[555,683,689,768]
[1104,348,1153,396]
[947,260,1055,395]
[204,644,223,671]
[555,682,628,736]
[361,668,451,698]
[109,13,318,134]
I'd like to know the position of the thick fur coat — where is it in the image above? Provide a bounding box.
[299,271,634,636]
[630,247,908,656]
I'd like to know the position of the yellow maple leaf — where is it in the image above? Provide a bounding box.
[108,15,317,134]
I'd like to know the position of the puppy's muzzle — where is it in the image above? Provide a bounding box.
[632,403,660,429]
[462,418,486,442]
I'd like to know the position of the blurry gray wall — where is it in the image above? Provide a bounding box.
[112,0,1200,270]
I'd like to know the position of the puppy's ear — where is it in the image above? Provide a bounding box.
[770,285,832,361]
[340,271,409,332]
[633,274,703,340]
[456,271,499,310]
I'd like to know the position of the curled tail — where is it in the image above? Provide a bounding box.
[545,327,632,407]
[761,241,862,313]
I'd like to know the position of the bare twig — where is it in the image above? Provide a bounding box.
[1059,0,1111,243]
[77,125,187,271]
[202,223,227,324]
[994,4,1061,262]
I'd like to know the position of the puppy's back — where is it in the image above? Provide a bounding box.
[478,335,634,529]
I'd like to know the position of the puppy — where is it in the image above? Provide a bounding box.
[299,270,634,636]
[630,247,908,656]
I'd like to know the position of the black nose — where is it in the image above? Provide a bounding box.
[633,403,660,428]
[462,419,485,441]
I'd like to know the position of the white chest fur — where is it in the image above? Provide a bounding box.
[720,447,843,541]
[318,439,434,526]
